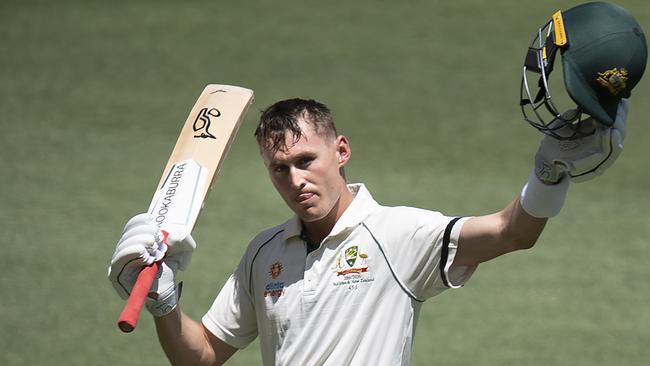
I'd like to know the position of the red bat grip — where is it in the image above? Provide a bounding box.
[117,261,160,332]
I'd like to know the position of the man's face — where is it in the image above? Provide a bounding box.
[261,119,351,223]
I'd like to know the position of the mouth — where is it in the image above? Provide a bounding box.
[296,192,316,204]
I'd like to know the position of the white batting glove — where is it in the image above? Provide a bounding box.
[108,213,196,317]
[535,99,628,184]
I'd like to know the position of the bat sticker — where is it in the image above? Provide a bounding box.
[193,107,221,139]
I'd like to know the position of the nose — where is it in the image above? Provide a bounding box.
[289,166,306,190]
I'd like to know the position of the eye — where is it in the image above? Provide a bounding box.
[296,156,314,169]
[272,165,288,174]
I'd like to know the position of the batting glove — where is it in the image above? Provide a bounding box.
[108,213,196,317]
[535,99,628,184]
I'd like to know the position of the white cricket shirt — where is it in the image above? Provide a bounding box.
[202,184,476,365]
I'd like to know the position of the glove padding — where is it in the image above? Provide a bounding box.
[108,213,196,317]
[535,99,628,184]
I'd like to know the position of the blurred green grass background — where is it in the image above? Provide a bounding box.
[1,0,648,365]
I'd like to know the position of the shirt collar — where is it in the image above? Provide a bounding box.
[281,183,380,242]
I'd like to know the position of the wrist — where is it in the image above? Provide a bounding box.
[534,157,566,185]
[146,282,182,317]
[520,170,570,218]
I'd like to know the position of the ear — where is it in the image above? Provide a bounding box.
[335,135,351,167]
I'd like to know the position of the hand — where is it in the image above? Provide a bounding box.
[108,213,196,317]
[534,99,628,184]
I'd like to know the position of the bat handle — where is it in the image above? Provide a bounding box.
[117,261,160,332]
[117,230,169,332]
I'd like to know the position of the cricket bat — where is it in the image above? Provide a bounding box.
[117,84,254,333]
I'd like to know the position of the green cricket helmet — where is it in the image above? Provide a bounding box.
[520,1,647,140]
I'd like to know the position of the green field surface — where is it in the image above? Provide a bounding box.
[2,1,649,365]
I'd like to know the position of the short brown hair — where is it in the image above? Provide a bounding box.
[255,98,337,153]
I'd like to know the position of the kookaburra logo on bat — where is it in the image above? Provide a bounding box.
[193,107,220,139]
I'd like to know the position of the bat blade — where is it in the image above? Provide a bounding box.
[117,84,254,332]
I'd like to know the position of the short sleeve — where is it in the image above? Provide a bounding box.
[366,207,476,301]
[202,257,258,349]
[403,214,475,300]
[435,216,476,291]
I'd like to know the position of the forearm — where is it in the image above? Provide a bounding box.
[457,197,547,266]
[501,196,548,250]
[155,306,217,366]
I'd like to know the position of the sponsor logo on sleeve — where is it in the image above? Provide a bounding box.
[269,261,283,279]
[264,261,285,298]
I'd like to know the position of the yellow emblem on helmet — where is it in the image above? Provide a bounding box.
[552,11,567,46]
[596,68,628,95]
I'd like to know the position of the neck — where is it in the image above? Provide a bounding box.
[302,186,354,244]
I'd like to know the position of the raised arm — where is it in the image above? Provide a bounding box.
[108,214,237,366]
[454,196,547,267]
[452,101,628,268]
[155,307,237,366]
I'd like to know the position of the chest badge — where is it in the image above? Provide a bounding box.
[335,245,370,276]
[345,246,358,266]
